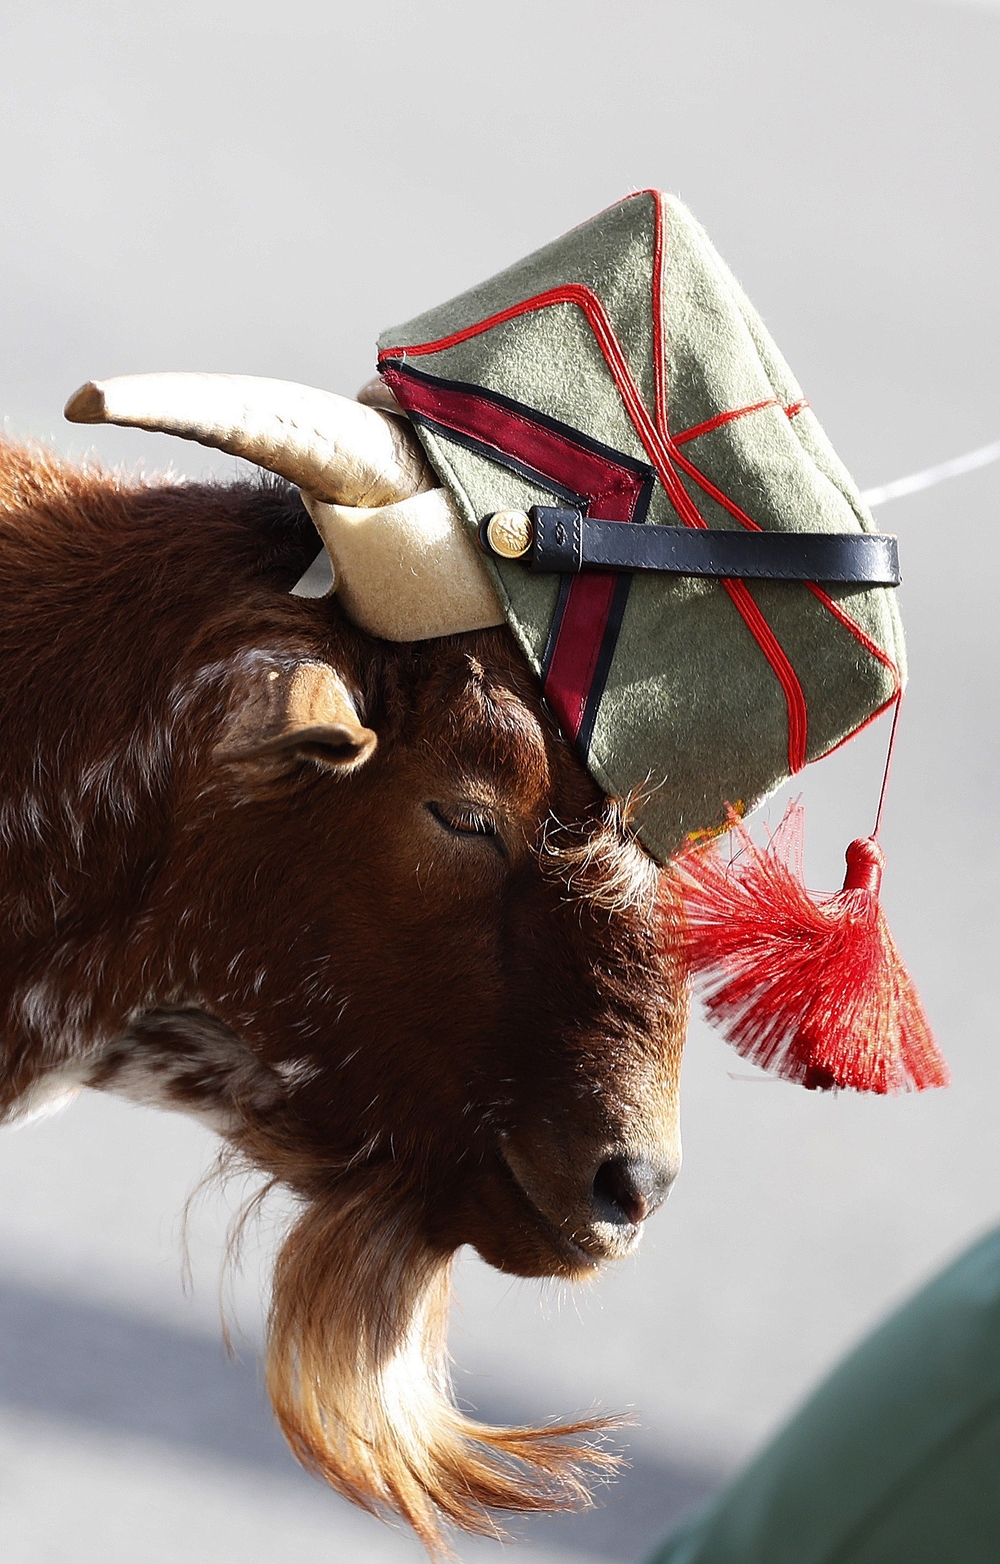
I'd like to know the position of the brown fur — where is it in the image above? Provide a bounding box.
[0,440,687,1554]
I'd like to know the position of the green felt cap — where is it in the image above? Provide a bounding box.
[377,191,903,863]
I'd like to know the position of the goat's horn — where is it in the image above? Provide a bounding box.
[64,373,433,507]
[302,490,505,641]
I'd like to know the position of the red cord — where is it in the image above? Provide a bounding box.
[873,693,903,840]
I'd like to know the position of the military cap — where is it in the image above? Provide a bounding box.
[377,189,903,863]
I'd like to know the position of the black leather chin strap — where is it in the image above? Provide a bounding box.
[480,506,900,586]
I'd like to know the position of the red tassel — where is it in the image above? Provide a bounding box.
[676,803,948,1094]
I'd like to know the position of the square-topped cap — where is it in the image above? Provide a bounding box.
[378,191,902,862]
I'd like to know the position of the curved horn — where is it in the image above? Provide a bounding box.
[64,373,433,508]
[355,375,406,417]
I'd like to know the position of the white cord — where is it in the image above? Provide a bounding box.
[862,439,1000,507]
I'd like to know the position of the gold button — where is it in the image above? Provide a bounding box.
[485,510,533,560]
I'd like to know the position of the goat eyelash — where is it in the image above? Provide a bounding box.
[427,801,500,841]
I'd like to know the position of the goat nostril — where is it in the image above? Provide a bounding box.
[591,1155,674,1227]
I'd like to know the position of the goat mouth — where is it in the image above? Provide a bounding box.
[493,1151,606,1274]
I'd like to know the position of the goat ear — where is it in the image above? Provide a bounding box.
[218,662,377,773]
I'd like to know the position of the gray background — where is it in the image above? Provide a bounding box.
[1,2,998,1560]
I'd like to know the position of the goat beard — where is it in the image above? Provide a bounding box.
[264,1169,619,1557]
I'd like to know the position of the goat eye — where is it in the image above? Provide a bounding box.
[428,801,499,840]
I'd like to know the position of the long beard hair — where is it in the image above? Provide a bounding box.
[260,1166,619,1556]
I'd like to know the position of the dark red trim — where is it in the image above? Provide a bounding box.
[379,280,704,522]
[578,573,633,753]
[543,573,623,743]
[381,363,649,750]
[380,364,650,522]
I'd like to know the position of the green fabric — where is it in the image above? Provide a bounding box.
[379,192,904,862]
[647,1226,1000,1564]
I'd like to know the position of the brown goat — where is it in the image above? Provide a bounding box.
[0,440,687,1553]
